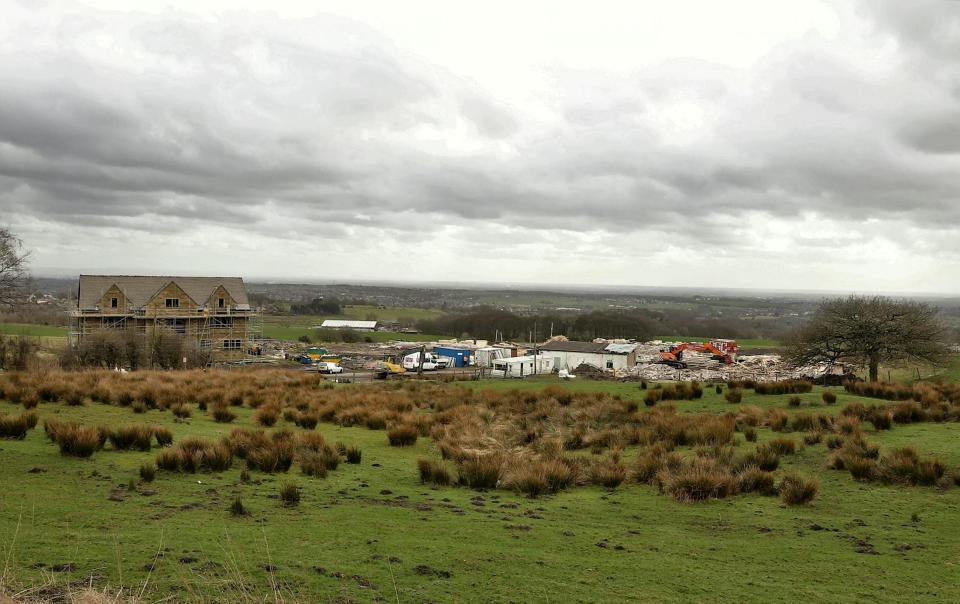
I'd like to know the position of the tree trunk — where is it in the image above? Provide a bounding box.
[869,356,879,382]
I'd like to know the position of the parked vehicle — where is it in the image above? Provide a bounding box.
[318,362,343,374]
[402,353,438,371]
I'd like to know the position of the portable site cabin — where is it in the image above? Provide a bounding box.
[474,346,518,367]
[433,346,471,367]
[490,355,554,378]
[539,341,637,372]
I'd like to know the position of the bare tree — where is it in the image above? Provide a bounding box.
[785,296,949,381]
[0,228,29,307]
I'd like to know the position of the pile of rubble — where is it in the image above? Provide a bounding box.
[626,354,860,383]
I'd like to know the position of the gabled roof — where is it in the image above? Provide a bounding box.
[539,341,609,353]
[78,275,249,311]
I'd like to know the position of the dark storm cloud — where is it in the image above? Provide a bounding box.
[1,0,960,255]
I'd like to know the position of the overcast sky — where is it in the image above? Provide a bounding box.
[2,1,960,293]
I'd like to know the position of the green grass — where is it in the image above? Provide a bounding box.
[1,381,959,602]
[265,305,447,328]
[0,323,67,337]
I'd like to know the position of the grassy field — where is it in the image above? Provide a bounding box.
[0,323,67,337]
[265,305,447,328]
[1,373,960,602]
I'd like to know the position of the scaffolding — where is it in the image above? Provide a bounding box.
[69,305,260,363]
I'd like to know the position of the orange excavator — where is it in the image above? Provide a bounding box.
[659,340,738,369]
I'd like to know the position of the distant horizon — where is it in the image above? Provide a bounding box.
[29,270,960,301]
[4,2,960,296]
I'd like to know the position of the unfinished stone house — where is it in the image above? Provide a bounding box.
[70,275,257,361]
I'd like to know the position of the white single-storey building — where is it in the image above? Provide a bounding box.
[317,320,378,331]
[490,355,554,378]
[539,341,637,372]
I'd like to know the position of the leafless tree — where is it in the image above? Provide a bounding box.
[785,296,949,381]
[0,227,29,307]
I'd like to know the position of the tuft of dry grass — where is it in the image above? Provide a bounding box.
[457,453,502,489]
[659,458,736,502]
[736,466,776,495]
[254,406,280,427]
[108,424,154,451]
[778,472,818,505]
[417,458,453,486]
[210,404,237,423]
[280,481,300,505]
[0,410,38,439]
[140,461,156,482]
[387,424,418,447]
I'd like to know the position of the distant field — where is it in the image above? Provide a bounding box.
[265,305,447,329]
[0,323,67,337]
[261,326,447,343]
[653,336,782,350]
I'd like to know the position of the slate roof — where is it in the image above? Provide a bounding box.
[539,341,609,353]
[77,275,249,311]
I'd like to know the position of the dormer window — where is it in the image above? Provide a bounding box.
[218,297,225,308]
[111,297,118,308]
[165,298,179,308]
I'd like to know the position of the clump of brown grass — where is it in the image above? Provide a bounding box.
[108,424,154,451]
[417,458,453,486]
[54,423,104,457]
[866,408,892,430]
[736,466,776,495]
[171,402,192,419]
[457,453,502,489]
[762,437,797,456]
[724,389,743,404]
[140,462,156,482]
[765,408,788,431]
[153,425,173,447]
[754,379,813,395]
[659,458,736,502]
[254,406,280,427]
[588,459,626,489]
[387,424,418,447]
[778,472,818,505]
[210,404,236,423]
[300,453,329,478]
[280,481,300,505]
[345,446,362,464]
[822,390,837,405]
[0,410,38,439]
[876,446,945,486]
[155,437,233,473]
[231,495,247,516]
[790,412,832,432]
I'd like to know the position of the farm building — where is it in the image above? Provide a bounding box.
[539,341,637,372]
[433,346,471,367]
[491,355,554,378]
[70,275,257,361]
[318,320,377,331]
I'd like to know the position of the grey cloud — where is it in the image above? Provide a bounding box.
[2,0,960,279]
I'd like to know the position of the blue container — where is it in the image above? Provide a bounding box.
[433,346,471,367]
